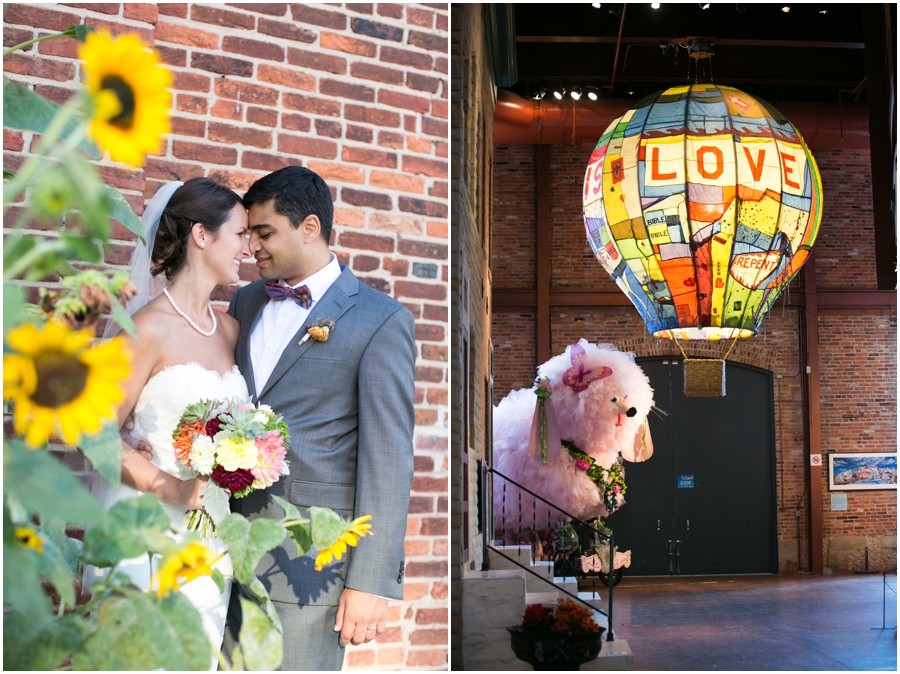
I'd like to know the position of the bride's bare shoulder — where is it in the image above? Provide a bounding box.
[130,297,177,342]
[217,309,241,344]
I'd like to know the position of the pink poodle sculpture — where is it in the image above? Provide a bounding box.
[493,339,655,533]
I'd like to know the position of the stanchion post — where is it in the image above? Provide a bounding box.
[607,533,615,642]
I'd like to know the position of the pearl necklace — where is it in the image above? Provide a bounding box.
[163,288,217,337]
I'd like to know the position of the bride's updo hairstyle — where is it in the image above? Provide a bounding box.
[150,177,241,280]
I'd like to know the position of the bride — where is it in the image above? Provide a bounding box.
[85,178,251,667]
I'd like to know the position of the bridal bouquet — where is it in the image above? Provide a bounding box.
[172,398,290,537]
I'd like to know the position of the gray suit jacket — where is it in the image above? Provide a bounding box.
[228,265,415,605]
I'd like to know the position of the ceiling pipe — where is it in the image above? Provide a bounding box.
[494,89,871,149]
[605,3,628,92]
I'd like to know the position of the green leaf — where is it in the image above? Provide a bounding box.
[36,533,76,607]
[73,24,95,42]
[108,302,137,338]
[238,596,283,671]
[284,522,312,557]
[81,494,169,566]
[308,506,348,550]
[60,232,103,263]
[79,420,122,489]
[41,518,82,574]
[200,482,231,527]
[2,235,36,273]
[219,514,286,584]
[272,494,301,520]
[3,504,51,616]
[4,169,16,180]
[2,76,99,158]
[245,575,281,632]
[72,590,212,671]
[4,440,105,527]
[100,182,144,242]
[3,283,23,334]
[210,567,225,596]
[3,612,85,671]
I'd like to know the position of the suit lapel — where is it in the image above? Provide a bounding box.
[237,282,269,400]
[258,266,359,400]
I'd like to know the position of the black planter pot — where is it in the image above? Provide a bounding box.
[506,625,605,670]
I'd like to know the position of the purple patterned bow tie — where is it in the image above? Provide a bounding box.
[264,282,312,308]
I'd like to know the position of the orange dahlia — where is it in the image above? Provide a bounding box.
[173,420,205,464]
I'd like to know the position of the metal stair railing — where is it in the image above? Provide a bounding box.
[481,462,616,642]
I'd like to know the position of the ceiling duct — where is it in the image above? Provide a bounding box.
[494,89,870,149]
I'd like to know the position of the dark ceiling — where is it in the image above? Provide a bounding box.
[504,3,896,105]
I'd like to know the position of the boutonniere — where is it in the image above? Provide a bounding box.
[298,318,335,346]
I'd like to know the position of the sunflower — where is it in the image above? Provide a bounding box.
[79,30,172,167]
[3,321,131,447]
[152,541,220,598]
[314,515,373,571]
[15,526,44,554]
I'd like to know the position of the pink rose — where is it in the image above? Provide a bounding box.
[575,458,590,471]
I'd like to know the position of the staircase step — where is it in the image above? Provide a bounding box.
[578,590,606,611]
[552,575,580,596]
[524,591,560,605]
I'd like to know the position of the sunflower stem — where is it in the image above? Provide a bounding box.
[3,94,87,210]
[3,238,66,281]
[2,29,76,57]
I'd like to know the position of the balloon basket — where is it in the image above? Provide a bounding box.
[683,358,726,397]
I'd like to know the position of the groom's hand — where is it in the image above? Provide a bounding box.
[121,414,153,461]
[334,588,388,646]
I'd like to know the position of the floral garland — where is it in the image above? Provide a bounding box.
[562,440,626,514]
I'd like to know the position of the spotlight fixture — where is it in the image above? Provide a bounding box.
[591,2,602,7]
[781,5,790,12]
[699,3,710,9]
[532,84,547,100]
[570,86,583,101]
[552,85,566,100]
[651,2,660,8]
[818,4,827,13]
[585,86,600,101]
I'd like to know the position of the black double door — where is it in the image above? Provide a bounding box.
[605,358,777,575]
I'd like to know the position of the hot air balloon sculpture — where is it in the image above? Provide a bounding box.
[583,84,822,344]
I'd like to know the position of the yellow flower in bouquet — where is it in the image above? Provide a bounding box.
[215,435,259,472]
[3,321,131,447]
[79,30,172,167]
[315,515,373,571]
[152,541,220,598]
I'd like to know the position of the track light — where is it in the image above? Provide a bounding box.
[570,86,583,101]
[818,4,828,13]
[781,5,790,12]
[585,86,600,101]
[532,84,547,100]
[651,2,660,8]
[591,2,602,7]
[552,85,566,100]
[699,3,710,9]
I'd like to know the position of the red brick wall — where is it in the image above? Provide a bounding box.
[491,143,896,573]
[3,3,448,669]
[491,144,536,289]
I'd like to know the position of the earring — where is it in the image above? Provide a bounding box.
[200,242,205,248]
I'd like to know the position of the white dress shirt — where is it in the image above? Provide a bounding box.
[250,254,341,395]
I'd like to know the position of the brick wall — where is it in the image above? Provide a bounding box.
[450,4,496,669]
[3,3,448,669]
[491,143,896,574]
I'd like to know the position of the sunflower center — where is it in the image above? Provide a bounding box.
[100,75,136,129]
[32,352,89,407]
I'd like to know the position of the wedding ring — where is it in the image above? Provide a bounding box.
[367,628,377,631]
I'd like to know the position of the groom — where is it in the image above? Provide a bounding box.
[222,166,416,669]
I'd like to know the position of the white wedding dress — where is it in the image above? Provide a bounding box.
[84,362,249,670]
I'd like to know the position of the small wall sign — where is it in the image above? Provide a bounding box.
[677,475,694,489]
[810,454,822,467]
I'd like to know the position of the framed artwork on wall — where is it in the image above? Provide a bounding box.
[828,453,898,491]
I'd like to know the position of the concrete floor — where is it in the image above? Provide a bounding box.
[580,573,898,671]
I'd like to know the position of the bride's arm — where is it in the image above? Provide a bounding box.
[115,312,206,510]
